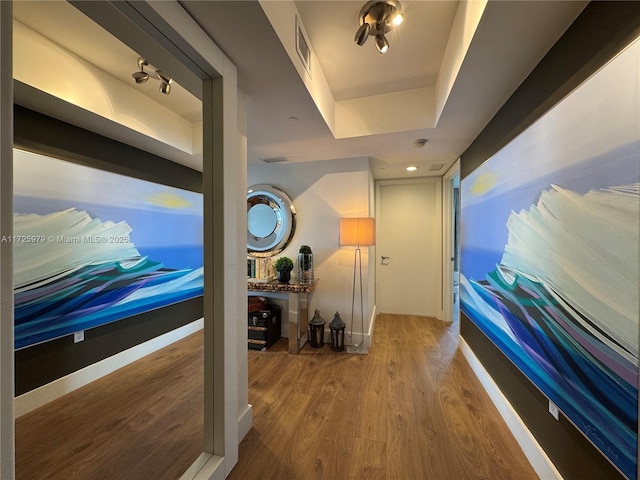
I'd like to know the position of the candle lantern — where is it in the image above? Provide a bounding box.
[308,309,325,348]
[329,312,346,352]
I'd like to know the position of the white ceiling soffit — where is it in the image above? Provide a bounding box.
[262,0,587,142]
[12,1,203,171]
[234,0,588,179]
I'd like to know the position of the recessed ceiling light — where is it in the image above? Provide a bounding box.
[288,116,299,121]
[406,165,419,172]
[412,138,428,148]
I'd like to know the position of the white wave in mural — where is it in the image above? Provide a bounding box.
[459,273,518,343]
[501,183,640,359]
[13,208,140,289]
[13,207,204,350]
[114,266,204,305]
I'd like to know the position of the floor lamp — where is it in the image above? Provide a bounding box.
[339,217,375,353]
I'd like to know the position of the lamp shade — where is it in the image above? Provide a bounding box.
[339,217,375,246]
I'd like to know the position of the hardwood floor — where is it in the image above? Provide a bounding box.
[15,332,204,480]
[16,314,538,479]
[231,313,538,480]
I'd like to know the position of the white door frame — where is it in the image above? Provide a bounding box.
[78,3,242,477]
[442,160,460,324]
[0,2,15,477]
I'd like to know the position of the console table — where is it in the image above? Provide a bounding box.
[247,280,317,354]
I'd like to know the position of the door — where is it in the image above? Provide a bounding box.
[376,179,441,316]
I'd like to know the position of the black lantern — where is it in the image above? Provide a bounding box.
[308,309,325,348]
[329,312,346,352]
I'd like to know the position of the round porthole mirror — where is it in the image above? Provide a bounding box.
[247,184,296,257]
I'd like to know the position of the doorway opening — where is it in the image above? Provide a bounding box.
[442,161,460,325]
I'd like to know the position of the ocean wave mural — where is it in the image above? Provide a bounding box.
[461,39,639,479]
[12,149,203,349]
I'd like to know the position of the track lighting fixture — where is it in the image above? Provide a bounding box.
[353,1,403,54]
[132,57,149,84]
[131,57,173,95]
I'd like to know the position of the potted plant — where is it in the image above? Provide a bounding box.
[297,245,314,283]
[273,256,294,283]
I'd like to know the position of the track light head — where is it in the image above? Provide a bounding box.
[132,71,149,83]
[354,22,370,46]
[159,82,171,95]
[375,34,389,54]
[353,1,402,54]
[132,57,150,83]
[156,71,173,95]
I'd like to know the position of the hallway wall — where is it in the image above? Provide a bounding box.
[248,157,376,344]
[460,3,640,479]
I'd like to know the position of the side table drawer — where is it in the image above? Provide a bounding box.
[248,326,269,341]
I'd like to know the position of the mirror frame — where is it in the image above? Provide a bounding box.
[247,184,296,257]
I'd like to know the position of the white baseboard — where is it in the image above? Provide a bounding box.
[238,403,253,441]
[367,305,377,348]
[459,337,563,480]
[180,452,225,480]
[15,318,204,417]
[344,305,377,354]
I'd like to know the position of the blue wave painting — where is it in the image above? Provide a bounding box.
[460,40,639,479]
[12,149,203,349]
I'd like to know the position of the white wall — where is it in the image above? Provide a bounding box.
[248,157,376,342]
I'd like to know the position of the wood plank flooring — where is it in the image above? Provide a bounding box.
[15,333,204,480]
[16,314,538,479]
[231,313,538,480]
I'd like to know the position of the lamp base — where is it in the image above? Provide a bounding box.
[346,345,368,355]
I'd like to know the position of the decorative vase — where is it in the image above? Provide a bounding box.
[276,270,291,283]
[297,253,314,284]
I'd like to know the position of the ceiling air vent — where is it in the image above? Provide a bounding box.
[261,157,287,163]
[295,15,312,77]
[429,164,445,171]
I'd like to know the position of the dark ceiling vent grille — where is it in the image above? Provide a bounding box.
[296,15,312,77]
[261,157,287,163]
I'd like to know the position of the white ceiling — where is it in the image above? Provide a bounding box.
[181,0,587,179]
[295,1,459,101]
[14,1,588,180]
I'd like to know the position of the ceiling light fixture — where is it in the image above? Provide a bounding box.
[406,165,419,172]
[353,1,403,54]
[132,57,149,84]
[412,138,428,148]
[131,57,173,96]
